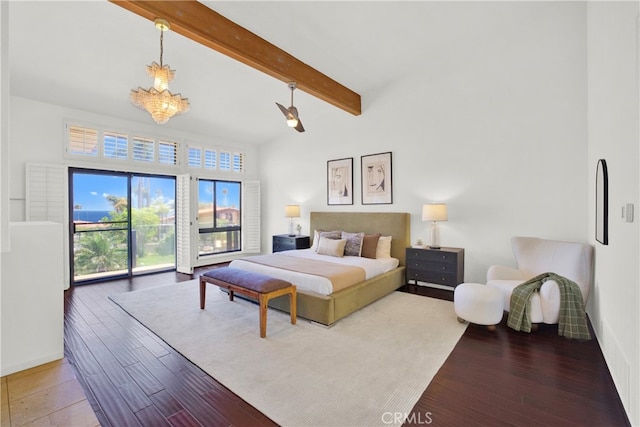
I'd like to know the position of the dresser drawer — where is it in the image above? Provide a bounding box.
[407,248,457,263]
[407,261,459,275]
[406,269,459,286]
[405,247,465,287]
[272,235,310,253]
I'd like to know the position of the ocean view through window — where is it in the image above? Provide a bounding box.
[71,169,176,283]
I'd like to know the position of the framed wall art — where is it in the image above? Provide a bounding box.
[327,157,353,205]
[361,151,392,205]
[595,158,608,245]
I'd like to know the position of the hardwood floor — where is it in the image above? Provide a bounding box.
[403,284,630,426]
[63,273,630,426]
[64,266,277,427]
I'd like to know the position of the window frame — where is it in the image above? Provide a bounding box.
[65,122,245,174]
[197,179,242,256]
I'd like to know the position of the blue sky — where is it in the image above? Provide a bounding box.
[72,173,176,211]
[198,180,240,207]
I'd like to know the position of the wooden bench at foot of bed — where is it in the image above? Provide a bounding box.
[200,267,296,338]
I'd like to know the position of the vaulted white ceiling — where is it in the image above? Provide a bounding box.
[8,1,503,145]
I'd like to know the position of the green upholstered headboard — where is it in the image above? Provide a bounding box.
[309,212,411,266]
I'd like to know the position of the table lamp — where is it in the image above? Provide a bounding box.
[285,205,300,236]
[422,203,448,249]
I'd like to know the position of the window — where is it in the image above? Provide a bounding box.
[70,169,177,283]
[104,131,128,160]
[219,151,231,171]
[197,179,241,255]
[68,125,98,157]
[204,149,217,170]
[132,136,155,162]
[158,140,178,165]
[188,146,202,168]
[64,121,246,174]
[233,152,244,172]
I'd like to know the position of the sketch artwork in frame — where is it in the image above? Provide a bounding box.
[595,158,608,245]
[361,151,392,205]
[327,157,354,205]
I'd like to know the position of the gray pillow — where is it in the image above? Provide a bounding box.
[342,231,365,257]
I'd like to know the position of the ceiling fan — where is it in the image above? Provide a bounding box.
[276,82,305,133]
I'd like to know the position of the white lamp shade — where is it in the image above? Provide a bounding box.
[285,205,301,218]
[422,204,448,222]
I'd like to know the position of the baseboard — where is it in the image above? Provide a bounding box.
[1,352,64,377]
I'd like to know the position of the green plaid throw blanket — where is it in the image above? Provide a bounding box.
[507,272,591,340]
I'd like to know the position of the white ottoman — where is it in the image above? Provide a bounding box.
[454,283,504,331]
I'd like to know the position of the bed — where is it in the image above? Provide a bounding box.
[229,211,410,326]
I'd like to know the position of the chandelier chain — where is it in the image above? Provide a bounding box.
[159,29,164,66]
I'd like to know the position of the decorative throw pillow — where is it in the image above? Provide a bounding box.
[319,230,342,239]
[310,230,321,251]
[316,237,347,257]
[376,235,393,258]
[342,231,364,257]
[360,233,381,259]
[314,230,342,251]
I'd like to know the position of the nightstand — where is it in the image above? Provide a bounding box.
[406,247,464,288]
[272,234,310,252]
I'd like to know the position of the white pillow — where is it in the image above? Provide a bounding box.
[311,230,320,251]
[317,237,347,257]
[376,235,393,258]
[313,230,342,252]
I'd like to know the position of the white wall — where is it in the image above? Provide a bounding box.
[1,222,64,376]
[587,3,639,424]
[1,1,9,254]
[0,0,9,378]
[258,2,588,285]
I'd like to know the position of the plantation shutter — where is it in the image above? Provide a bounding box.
[176,174,194,274]
[233,152,244,172]
[204,149,217,170]
[67,124,98,157]
[187,146,202,168]
[26,163,66,223]
[243,180,260,253]
[219,151,231,171]
[104,131,128,159]
[158,140,178,165]
[132,136,155,162]
[25,162,70,288]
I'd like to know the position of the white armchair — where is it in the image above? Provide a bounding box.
[486,236,594,325]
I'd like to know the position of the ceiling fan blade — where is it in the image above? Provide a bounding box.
[277,92,304,132]
[275,102,290,118]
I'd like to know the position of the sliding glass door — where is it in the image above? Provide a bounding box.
[130,175,176,275]
[70,169,176,284]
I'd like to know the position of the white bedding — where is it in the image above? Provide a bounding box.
[229,249,399,296]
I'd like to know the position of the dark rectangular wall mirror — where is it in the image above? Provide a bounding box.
[596,158,608,245]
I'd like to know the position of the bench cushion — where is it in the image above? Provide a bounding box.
[202,267,292,294]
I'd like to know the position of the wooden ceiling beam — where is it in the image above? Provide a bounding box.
[110,0,361,116]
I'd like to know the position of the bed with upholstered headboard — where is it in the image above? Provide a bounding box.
[229,211,410,326]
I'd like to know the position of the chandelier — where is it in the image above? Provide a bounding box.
[130,19,189,124]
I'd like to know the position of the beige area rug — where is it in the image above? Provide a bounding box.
[110,280,467,427]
